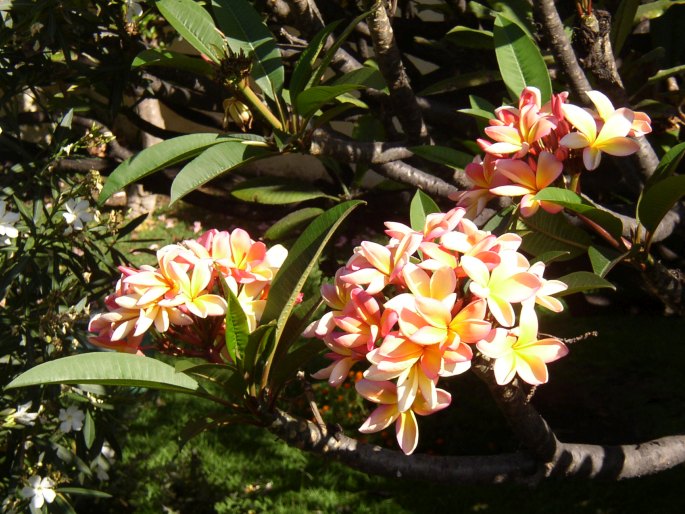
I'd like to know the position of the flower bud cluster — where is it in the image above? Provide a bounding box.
[88,228,287,360]
[455,87,651,218]
[305,207,569,454]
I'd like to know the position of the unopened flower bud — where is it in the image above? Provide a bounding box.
[223,98,253,131]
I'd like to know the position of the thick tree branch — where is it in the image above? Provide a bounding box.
[368,3,431,144]
[265,408,541,485]
[374,161,459,198]
[471,356,685,480]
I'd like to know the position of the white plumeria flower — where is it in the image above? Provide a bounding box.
[58,405,85,433]
[0,199,20,245]
[12,402,40,426]
[20,475,56,513]
[62,198,96,235]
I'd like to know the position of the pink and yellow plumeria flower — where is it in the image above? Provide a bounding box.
[356,378,451,455]
[461,252,541,327]
[560,91,640,171]
[490,151,564,217]
[476,304,568,385]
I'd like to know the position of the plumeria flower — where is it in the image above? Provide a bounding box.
[20,475,56,514]
[490,151,564,217]
[477,304,568,385]
[356,378,451,455]
[62,197,96,234]
[527,261,567,312]
[0,199,20,245]
[560,92,640,171]
[58,405,85,433]
[461,252,541,327]
[452,155,508,217]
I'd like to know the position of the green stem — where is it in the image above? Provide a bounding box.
[238,83,284,132]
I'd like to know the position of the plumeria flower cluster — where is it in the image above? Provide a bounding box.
[455,87,651,218]
[88,228,287,360]
[305,207,569,454]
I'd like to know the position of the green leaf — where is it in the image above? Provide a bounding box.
[556,271,616,296]
[410,190,441,232]
[635,1,685,21]
[410,145,473,170]
[99,133,252,204]
[290,20,342,102]
[262,201,364,342]
[131,49,214,76]
[637,175,685,233]
[242,324,275,385]
[83,410,95,449]
[444,26,494,49]
[588,245,627,278]
[170,141,272,204]
[309,8,375,89]
[646,141,685,188]
[219,275,249,364]
[418,70,502,96]
[611,0,641,55]
[519,210,590,259]
[155,0,224,63]
[268,339,325,391]
[231,177,335,205]
[264,208,324,240]
[534,188,624,241]
[332,65,387,91]
[295,84,365,119]
[57,487,112,499]
[6,353,200,393]
[493,13,552,103]
[211,0,284,103]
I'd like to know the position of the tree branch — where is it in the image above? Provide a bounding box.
[374,161,459,198]
[367,2,431,144]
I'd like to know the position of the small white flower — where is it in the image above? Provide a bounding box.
[0,199,20,245]
[62,198,96,235]
[20,475,56,513]
[12,402,40,426]
[58,405,85,433]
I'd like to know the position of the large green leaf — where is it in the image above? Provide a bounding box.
[588,245,628,278]
[99,134,258,204]
[493,13,552,103]
[534,188,624,242]
[6,353,199,393]
[211,0,284,103]
[611,0,641,55]
[556,271,616,296]
[645,141,685,188]
[170,141,272,204]
[155,0,224,63]
[443,26,494,49]
[131,49,214,76]
[295,84,365,119]
[519,210,590,259]
[290,20,342,102]
[410,190,440,232]
[261,201,364,342]
[332,65,388,91]
[264,207,324,240]
[218,276,249,364]
[231,177,337,204]
[637,175,685,233]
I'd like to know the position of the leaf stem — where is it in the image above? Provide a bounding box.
[238,82,284,131]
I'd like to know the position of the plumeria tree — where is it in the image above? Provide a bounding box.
[3,0,685,502]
